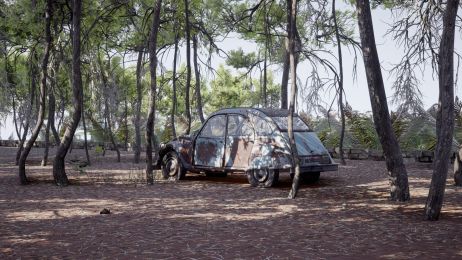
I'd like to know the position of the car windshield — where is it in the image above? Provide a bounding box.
[271,116,310,131]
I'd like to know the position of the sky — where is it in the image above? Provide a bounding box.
[1,3,461,139]
[189,4,457,115]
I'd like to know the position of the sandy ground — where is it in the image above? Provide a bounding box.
[1,146,462,259]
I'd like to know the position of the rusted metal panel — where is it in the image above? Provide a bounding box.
[175,138,192,165]
[194,137,224,167]
[225,137,254,168]
[225,115,254,169]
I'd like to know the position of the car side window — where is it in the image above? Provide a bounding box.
[250,115,274,136]
[227,115,254,137]
[240,120,254,137]
[199,115,226,138]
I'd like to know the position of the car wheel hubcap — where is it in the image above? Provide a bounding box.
[254,169,268,182]
[165,157,178,177]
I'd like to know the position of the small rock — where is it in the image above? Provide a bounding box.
[100,208,111,214]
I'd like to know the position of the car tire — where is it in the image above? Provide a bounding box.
[290,172,320,184]
[205,172,228,177]
[247,168,279,188]
[161,151,186,181]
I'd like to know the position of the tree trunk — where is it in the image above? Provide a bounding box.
[425,0,459,221]
[280,5,290,110]
[146,0,163,184]
[454,148,462,186]
[122,53,129,151]
[18,0,53,184]
[333,0,346,165]
[41,111,51,166]
[171,33,178,138]
[287,0,301,199]
[105,96,120,162]
[12,92,21,140]
[262,1,269,108]
[42,65,60,165]
[356,0,410,201]
[123,95,128,151]
[16,54,36,165]
[52,0,83,186]
[281,52,289,110]
[134,48,143,163]
[192,34,205,123]
[184,0,192,134]
[49,86,60,145]
[82,90,91,166]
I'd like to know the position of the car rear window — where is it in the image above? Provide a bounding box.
[272,116,310,131]
[283,132,328,156]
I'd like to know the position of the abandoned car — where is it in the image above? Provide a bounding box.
[156,108,338,187]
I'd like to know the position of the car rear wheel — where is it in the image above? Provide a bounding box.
[161,151,186,181]
[290,172,320,184]
[247,168,279,188]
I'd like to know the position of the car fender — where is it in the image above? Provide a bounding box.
[157,139,193,170]
[248,135,293,170]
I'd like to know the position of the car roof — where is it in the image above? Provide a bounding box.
[209,107,298,118]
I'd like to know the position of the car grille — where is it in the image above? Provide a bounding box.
[300,155,330,165]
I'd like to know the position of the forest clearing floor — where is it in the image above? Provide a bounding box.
[1,146,462,259]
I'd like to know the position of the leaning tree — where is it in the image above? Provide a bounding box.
[53,0,83,186]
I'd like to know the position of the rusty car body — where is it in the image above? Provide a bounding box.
[156,108,338,187]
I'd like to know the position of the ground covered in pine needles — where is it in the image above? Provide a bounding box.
[1,146,462,259]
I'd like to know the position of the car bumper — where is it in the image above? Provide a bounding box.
[300,163,338,173]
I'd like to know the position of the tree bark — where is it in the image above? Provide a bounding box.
[356,0,410,201]
[16,54,36,165]
[48,60,60,145]
[82,87,91,166]
[134,48,143,163]
[105,96,120,162]
[52,0,83,186]
[280,2,290,110]
[12,92,21,140]
[146,0,163,184]
[42,65,60,165]
[41,110,51,166]
[454,148,462,186]
[184,0,192,134]
[425,0,459,220]
[192,34,205,123]
[122,54,129,151]
[18,0,53,184]
[281,53,289,110]
[287,0,301,199]
[171,33,178,138]
[333,0,346,165]
[262,1,269,108]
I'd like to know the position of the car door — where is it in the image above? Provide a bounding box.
[224,115,254,169]
[194,115,226,168]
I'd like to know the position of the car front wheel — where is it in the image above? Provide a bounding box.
[161,151,186,181]
[247,168,279,188]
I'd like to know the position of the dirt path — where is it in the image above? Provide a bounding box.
[1,147,462,259]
